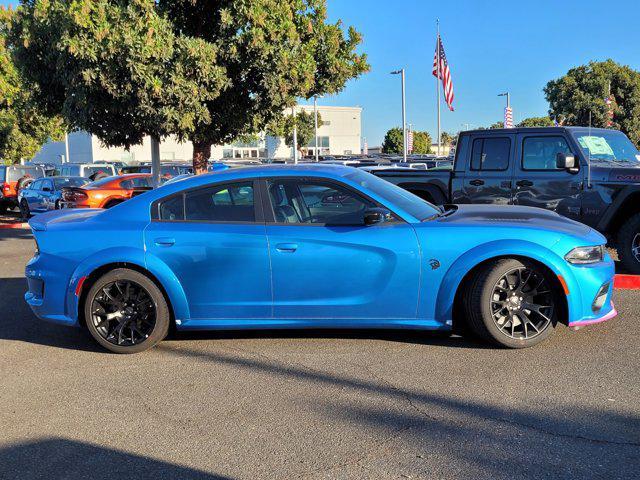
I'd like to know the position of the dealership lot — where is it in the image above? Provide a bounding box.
[1,227,638,479]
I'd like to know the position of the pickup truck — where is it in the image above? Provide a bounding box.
[368,126,640,274]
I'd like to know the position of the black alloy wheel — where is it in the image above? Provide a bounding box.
[464,258,558,348]
[84,269,170,353]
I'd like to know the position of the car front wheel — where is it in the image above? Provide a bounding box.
[84,268,170,354]
[464,258,558,348]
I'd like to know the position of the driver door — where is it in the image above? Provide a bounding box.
[263,177,421,322]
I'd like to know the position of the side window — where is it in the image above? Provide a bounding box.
[42,179,53,191]
[31,179,43,190]
[522,136,573,170]
[470,138,511,171]
[159,195,184,221]
[185,182,255,222]
[268,179,374,225]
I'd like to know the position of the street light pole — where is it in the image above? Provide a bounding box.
[314,96,319,162]
[292,106,298,164]
[391,69,407,162]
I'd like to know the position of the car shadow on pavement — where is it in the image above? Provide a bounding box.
[156,345,640,479]
[0,438,232,480]
[0,277,102,352]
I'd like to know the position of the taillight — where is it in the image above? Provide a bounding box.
[62,190,88,201]
[1,183,9,193]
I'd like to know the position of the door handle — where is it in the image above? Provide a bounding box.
[276,243,298,253]
[469,179,485,186]
[154,237,175,247]
[516,180,534,187]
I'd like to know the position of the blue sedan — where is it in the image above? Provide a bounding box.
[25,165,616,353]
[18,176,88,217]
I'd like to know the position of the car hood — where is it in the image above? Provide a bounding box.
[589,163,640,183]
[434,204,592,237]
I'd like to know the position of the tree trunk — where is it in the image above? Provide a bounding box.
[192,141,212,175]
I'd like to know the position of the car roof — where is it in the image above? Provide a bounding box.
[462,126,613,135]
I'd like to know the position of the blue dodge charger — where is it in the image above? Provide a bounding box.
[25,165,616,353]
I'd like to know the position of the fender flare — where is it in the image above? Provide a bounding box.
[67,247,190,324]
[596,185,640,232]
[434,240,580,324]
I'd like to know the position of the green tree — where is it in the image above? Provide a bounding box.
[267,110,322,154]
[440,131,454,146]
[516,116,555,128]
[0,6,64,164]
[12,1,369,173]
[159,0,368,170]
[11,0,226,172]
[412,131,432,154]
[489,121,504,129]
[382,127,403,154]
[544,59,640,146]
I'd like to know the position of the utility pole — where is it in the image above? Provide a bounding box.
[64,132,70,164]
[292,106,298,164]
[150,135,161,188]
[436,19,441,157]
[314,96,319,162]
[391,69,407,162]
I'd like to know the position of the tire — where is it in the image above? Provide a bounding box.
[0,202,7,214]
[19,199,31,219]
[54,200,61,210]
[616,212,640,274]
[464,258,557,348]
[83,268,170,354]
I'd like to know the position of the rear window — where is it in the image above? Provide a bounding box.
[85,166,114,177]
[471,138,511,171]
[120,177,151,189]
[53,177,87,189]
[7,166,44,182]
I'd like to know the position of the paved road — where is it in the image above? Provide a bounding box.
[1,228,638,479]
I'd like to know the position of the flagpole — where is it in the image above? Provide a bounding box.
[436,19,441,157]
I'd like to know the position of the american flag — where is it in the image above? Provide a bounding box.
[504,106,514,128]
[604,95,614,127]
[432,35,454,111]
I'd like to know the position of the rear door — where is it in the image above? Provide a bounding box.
[461,135,515,205]
[145,179,272,321]
[263,177,421,322]
[25,179,42,211]
[512,133,583,220]
[39,179,55,211]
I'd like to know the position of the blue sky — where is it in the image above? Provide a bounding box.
[3,0,640,146]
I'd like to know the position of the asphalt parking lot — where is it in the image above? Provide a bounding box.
[1,227,639,480]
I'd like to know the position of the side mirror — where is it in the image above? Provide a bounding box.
[556,152,577,170]
[364,207,391,226]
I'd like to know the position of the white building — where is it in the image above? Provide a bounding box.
[32,104,362,164]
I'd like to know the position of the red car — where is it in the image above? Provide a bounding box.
[60,174,153,209]
[0,165,45,212]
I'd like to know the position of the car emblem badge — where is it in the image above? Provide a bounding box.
[429,259,441,270]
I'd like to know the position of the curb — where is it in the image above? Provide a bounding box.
[0,222,28,229]
[614,274,640,290]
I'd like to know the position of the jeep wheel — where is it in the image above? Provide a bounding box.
[464,258,557,348]
[616,213,640,274]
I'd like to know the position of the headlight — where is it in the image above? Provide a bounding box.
[565,245,604,264]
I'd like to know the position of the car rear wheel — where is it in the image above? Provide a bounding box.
[84,268,170,354]
[464,258,557,348]
[19,199,31,219]
[617,212,640,275]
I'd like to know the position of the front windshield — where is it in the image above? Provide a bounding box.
[571,130,640,163]
[345,169,440,221]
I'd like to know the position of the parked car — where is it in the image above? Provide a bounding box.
[26,165,615,353]
[120,163,193,177]
[59,163,116,179]
[18,176,88,217]
[368,127,640,273]
[59,173,152,209]
[0,164,45,213]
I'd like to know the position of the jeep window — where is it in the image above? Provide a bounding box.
[571,130,640,163]
[522,136,573,170]
[470,138,511,171]
[7,166,44,182]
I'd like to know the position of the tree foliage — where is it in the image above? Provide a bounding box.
[0,7,64,164]
[12,0,369,172]
[544,59,640,146]
[267,109,322,152]
[489,121,504,129]
[440,131,454,146]
[413,131,432,154]
[382,127,403,154]
[516,116,555,128]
